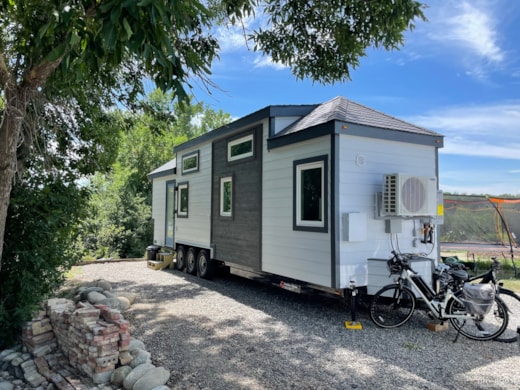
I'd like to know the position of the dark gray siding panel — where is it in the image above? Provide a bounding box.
[211,125,262,269]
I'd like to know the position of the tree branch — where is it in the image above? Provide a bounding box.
[22,57,63,92]
[0,53,10,87]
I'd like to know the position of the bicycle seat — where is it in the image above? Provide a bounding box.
[450,269,469,281]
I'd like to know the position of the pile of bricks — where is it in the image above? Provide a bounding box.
[22,311,57,358]
[22,298,132,385]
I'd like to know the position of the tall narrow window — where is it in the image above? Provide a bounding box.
[294,156,328,232]
[165,181,175,246]
[178,183,189,217]
[220,176,232,217]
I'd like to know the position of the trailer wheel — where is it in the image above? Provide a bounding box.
[197,249,214,279]
[175,246,186,271]
[186,247,198,275]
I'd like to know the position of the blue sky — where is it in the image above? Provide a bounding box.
[192,1,520,196]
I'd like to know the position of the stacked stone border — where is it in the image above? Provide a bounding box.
[1,280,170,390]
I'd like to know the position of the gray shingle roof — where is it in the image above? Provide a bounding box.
[147,158,176,178]
[275,96,441,137]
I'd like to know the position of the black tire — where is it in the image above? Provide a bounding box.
[369,285,416,328]
[447,291,508,341]
[494,288,520,343]
[197,249,214,279]
[186,247,198,275]
[175,246,186,271]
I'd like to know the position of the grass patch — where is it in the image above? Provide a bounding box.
[64,266,83,280]
[441,250,520,292]
[501,278,520,293]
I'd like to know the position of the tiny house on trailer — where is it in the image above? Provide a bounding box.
[148,96,444,296]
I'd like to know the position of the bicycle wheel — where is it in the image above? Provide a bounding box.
[494,288,520,343]
[369,285,416,328]
[446,292,509,341]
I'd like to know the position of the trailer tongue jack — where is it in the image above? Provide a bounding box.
[344,281,362,330]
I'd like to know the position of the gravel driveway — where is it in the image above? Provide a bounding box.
[69,261,519,390]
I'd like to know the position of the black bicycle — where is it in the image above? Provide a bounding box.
[443,256,520,343]
[370,251,509,341]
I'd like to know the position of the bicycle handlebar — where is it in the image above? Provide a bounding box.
[389,251,418,274]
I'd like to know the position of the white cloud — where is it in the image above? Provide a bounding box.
[439,168,520,195]
[441,138,520,160]
[431,2,504,63]
[406,101,520,136]
[252,55,287,70]
[404,101,520,160]
[216,24,249,53]
[400,1,509,79]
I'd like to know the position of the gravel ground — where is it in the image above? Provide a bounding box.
[69,261,519,390]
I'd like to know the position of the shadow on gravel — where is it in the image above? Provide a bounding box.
[79,265,519,390]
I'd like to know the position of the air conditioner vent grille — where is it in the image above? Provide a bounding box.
[383,174,437,217]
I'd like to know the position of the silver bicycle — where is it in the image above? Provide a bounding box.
[369,251,509,341]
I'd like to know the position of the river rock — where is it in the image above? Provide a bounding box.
[87,291,107,305]
[122,363,155,390]
[94,279,112,291]
[129,349,151,368]
[133,367,170,390]
[129,339,146,352]
[111,365,133,387]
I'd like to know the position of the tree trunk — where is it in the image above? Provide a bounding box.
[0,84,26,271]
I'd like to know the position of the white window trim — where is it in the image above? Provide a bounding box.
[220,176,232,217]
[177,183,189,217]
[228,134,254,162]
[182,153,199,174]
[296,161,324,228]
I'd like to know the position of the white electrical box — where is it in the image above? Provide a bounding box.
[342,212,367,241]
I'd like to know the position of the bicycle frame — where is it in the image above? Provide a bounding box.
[393,267,482,322]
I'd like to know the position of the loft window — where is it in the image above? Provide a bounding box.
[220,176,233,217]
[182,151,199,174]
[228,134,253,161]
[178,183,189,217]
[293,156,328,232]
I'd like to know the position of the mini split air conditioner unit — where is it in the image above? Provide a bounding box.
[382,174,437,217]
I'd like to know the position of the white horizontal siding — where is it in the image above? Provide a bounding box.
[175,143,212,248]
[337,135,438,288]
[262,136,332,287]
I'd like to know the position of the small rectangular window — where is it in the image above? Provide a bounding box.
[228,134,253,161]
[220,177,232,217]
[178,183,189,217]
[182,151,199,174]
[294,156,328,232]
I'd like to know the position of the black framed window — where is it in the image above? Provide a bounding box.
[177,182,189,217]
[293,156,328,232]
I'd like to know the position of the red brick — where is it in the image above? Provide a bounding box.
[112,319,130,331]
[118,338,130,351]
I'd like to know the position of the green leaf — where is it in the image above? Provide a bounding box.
[122,18,133,39]
[45,43,67,62]
[70,31,81,46]
[37,22,52,41]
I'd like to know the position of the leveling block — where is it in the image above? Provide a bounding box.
[344,282,362,330]
[344,320,363,330]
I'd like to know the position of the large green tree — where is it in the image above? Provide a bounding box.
[76,91,232,260]
[0,0,426,269]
